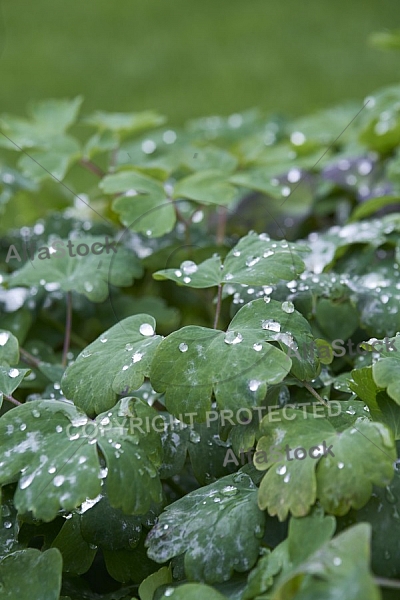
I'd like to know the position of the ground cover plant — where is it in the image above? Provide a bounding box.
[1,84,400,599]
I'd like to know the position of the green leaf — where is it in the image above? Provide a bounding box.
[61,315,162,415]
[146,472,264,583]
[0,548,62,600]
[256,408,395,519]
[345,468,400,578]
[173,169,238,205]
[243,508,335,599]
[183,146,238,173]
[51,514,97,575]
[0,97,83,150]
[151,297,319,421]
[154,232,305,288]
[372,337,400,404]
[0,397,162,520]
[85,110,166,136]
[0,330,19,364]
[272,524,380,600]
[8,236,143,302]
[18,135,81,182]
[100,169,176,237]
[138,566,172,600]
[0,365,31,407]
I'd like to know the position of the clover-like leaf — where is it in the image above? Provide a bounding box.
[173,169,238,205]
[154,231,305,288]
[371,334,400,404]
[0,548,63,600]
[61,315,162,415]
[100,170,176,237]
[146,472,265,583]
[256,407,395,520]
[7,236,143,302]
[18,135,81,182]
[243,508,335,599]
[151,298,319,421]
[0,397,162,521]
[0,97,83,150]
[0,330,19,364]
[85,110,166,136]
[272,524,379,600]
[0,365,31,407]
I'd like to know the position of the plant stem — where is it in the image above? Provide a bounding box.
[79,158,105,178]
[62,292,73,367]
[20,347,41,369]
[4,394,21,406]
[213,284,223,329]
[302,380,330,408]
[374,577,400,589]
[216,206,227,244]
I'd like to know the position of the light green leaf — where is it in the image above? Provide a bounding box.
[138,566,172,600]
[0,330,19,364]
[100,170,176,237]
[0,397,162,520]
[0,365,31,407]
[85,110,166,136]
[146,472,264,583]
[372,337,400,404]
[8,236,143,302]
[272,524,379,600]
[256,408,395,519]
[0,548,62,600]
[0,97,83,150]
[154,232,305,288]
[173,169,238,205]
[18,135,81,182]
[61,315,162,415]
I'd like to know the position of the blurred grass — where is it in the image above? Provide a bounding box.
[0,0,400,124]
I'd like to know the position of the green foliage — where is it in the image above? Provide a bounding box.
[1,86,400,599]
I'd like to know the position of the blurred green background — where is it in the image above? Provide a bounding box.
[0,0,399,123]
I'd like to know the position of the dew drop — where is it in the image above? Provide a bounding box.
[221,485,238,496]
[276,465,287,475]
[181,260,198,275]
[139,323,154,336]
[8,368,20,378]
[53,475,64,487]
[0,332,10,346]
[132,351,143,363]
[249,380,261,392]
[262,319,281,332]
[281,301,294,314]
[224,331,243,345]
[179,343,188,353]
[246,256,260,267]
[183,276,191,284]
[253,342,262,352]
[338,462,344,469]
[333,557,342,566]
